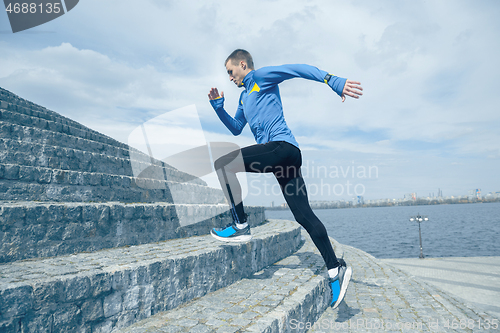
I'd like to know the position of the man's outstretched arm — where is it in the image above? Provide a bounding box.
[208,88,247,135]
[253,64,362,101]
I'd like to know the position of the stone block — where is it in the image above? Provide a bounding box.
[4,164,19,180]
[25,224,46,243]
[68,171,83,185]
[141,285,155,309]
[45,225,64,241]
[97,205,110,224]
[36,168,52,184]
[90,273,112,297]
[91,320,114,333]
[64,204,82,222]
[101,173,111,186]
[52,304,81,332]
[0,205,26,224]
[123,205,138,220]
[109,204,124,221]
[82,299,105,322]
[52,169,69,184]
[18,165,35,182]
[0,286,33,318]
[47,204,64,223]
[62,222,84,241]
[32,279,64,310]
[22,310,53,333]
[112,270,131,291]
[104,292,123,318]
[123,286,140,310]
[82,205,99,222]
[63,275,91,301]
[25,205,50,225]
[90,172,101,186]
[129,266,149,286]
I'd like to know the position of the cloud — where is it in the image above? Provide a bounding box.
[0,0,499,201]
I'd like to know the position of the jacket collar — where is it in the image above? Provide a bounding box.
[242,70,255,89]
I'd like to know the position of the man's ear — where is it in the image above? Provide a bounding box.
[240,60,246,70]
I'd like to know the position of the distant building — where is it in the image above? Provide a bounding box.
[403,193,416,201]
[468,189,481,202]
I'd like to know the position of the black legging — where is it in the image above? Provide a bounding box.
[214,140,340,270]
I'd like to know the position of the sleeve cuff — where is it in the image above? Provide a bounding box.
[326,75,347,97]
[209,97,225,110]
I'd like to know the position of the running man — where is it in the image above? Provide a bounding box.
[208,49,363,308]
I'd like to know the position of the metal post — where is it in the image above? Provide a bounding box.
[418,221,424,259]
[409,213,429,259]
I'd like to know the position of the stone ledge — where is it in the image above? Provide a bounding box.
[0,101,127,150]
[0,138,205,186]
[0,202,264,263]
[0,121,131,160]
[117,229,335,333]
[0,219,302,333]
[0,177,226,204]
[0,88,100,136]
[0,163,206,191]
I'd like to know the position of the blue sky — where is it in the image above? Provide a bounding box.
[1,0,499,206]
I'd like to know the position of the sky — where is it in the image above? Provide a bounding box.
[1,0,499,206]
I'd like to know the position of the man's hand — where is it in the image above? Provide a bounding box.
[208,87,224,100]
[341,80,363,102]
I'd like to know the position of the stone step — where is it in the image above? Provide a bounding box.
[0,90,128,150]
[0,201,264,263]
[0,169,226,204]
[0,121,192,183]
[0,87,103,133]
[0,96,214,187]
[0,121,130,160]
[0,138,206,185]
[117,230,335,333]
[0,107,127,152]
[0,162,205,190]
[0,219,302,333]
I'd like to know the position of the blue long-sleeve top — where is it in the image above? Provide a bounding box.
[209,64,347,149]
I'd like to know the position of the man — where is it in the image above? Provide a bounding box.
[208,49,363,308]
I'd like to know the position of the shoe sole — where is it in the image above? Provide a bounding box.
[332,266,352,309]
[210,230,253,243]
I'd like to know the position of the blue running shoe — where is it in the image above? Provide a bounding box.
[210,223,252,242]
[330,258,352,309]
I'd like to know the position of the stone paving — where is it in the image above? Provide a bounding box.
[310,245,500,333]
[381,256,500,321]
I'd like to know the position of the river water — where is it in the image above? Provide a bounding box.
[265,202,500,259]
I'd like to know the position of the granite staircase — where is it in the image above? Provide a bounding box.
[0,87,333,333]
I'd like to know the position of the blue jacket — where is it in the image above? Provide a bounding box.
[210,64,347,149]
